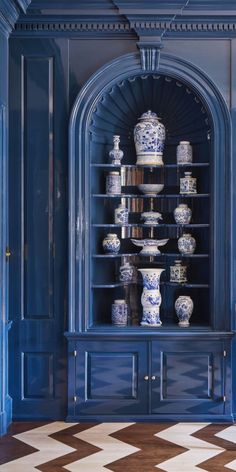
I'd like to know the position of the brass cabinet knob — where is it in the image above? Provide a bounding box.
[144,375,149,381]
[151,376,156,381]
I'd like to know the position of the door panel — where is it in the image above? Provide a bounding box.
[75,341,148,416]
[152,341,224,415]
[9,38,69,419]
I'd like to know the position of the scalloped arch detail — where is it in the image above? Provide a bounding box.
[68,51,231,332]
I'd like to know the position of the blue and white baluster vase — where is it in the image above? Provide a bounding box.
[175,295,194,327]
[109,135,124,165]
[138,268,165,327]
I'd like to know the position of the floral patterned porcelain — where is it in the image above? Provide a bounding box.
[178,233,196,254]
[177,141,193,164]
[106,171,121,194]
[170,260,187,283]
[111,299,128,326]
[138,268,165,327]
[109,135,124,165]
[134,110,166,166]
[141,211,163,225]
[103,233,121,254]
[119,262,136,283]
[131,238,169,256]
[175,295,194,327]
[174,203,192,225]
[114,203,129,224]
[180,172,197,194]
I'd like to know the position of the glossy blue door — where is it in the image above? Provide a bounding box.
[73,341,148,417]
[9,38,69,419]
[151,340,226,416]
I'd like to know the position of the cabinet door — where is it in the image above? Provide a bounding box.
[74,341,148,416]
[151,341,225,415]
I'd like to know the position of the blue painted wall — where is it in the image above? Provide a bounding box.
[0,21,11,435]
[8,34,236,420]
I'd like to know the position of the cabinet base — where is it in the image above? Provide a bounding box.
[66,414,235,423]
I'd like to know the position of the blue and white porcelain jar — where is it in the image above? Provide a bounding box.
[175,295,194,327]
[111,299,128,326]
[109,135,124,165]
[114,203,129,224]
[174,203,192,225]
[170,260,187,283]
[119,262,136,283]
[180,172,197,194]
[106,171,121,195]
[103,233,121,254]
[177,141,193,164]
[178,233,196,255]
[134,110,166,166]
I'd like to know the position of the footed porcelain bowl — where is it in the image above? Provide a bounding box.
[138,184,164,196]
[131,238,169,256]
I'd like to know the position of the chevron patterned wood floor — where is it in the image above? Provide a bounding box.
[0,422,236,471]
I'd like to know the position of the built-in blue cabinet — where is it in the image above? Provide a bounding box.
[67,338,230,420]
[67,51,234,421]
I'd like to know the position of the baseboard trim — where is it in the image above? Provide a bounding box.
[0,395,12,435]
[66,413,235,423]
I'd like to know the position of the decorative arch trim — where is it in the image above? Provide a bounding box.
[68,51,232,332]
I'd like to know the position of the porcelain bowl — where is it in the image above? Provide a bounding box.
[138,184,164,196]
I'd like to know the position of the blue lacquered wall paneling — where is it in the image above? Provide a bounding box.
[230,38,236,420]
[9,38,69,419]
[0,24,12,435]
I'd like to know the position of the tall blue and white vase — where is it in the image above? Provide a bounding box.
[177,141,193,164]
[114,203,129,224]
[138,268,165,327]
[134,110,166,166]
[109,135,124,165]
[175,295,194,327]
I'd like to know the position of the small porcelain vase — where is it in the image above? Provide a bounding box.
[180,172,197,194]
[170,260,187,283]
[106,171,121,194]
[175,295,194,327]
[134,110,166,166]
[177,141,193,164]
[103,233,121,254]
[114,203,129,224]
[141,211,162,225]
[109,135,124,165]
[178,233,196,254]
[111,300,128,326]
[138,268,165,327]
[119,262,136,283]
[174,203,192,225]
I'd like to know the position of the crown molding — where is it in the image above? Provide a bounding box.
[0,0,31,32]
[13,17,236,38]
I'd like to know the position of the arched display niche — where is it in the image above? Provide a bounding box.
[68,52,231,333]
